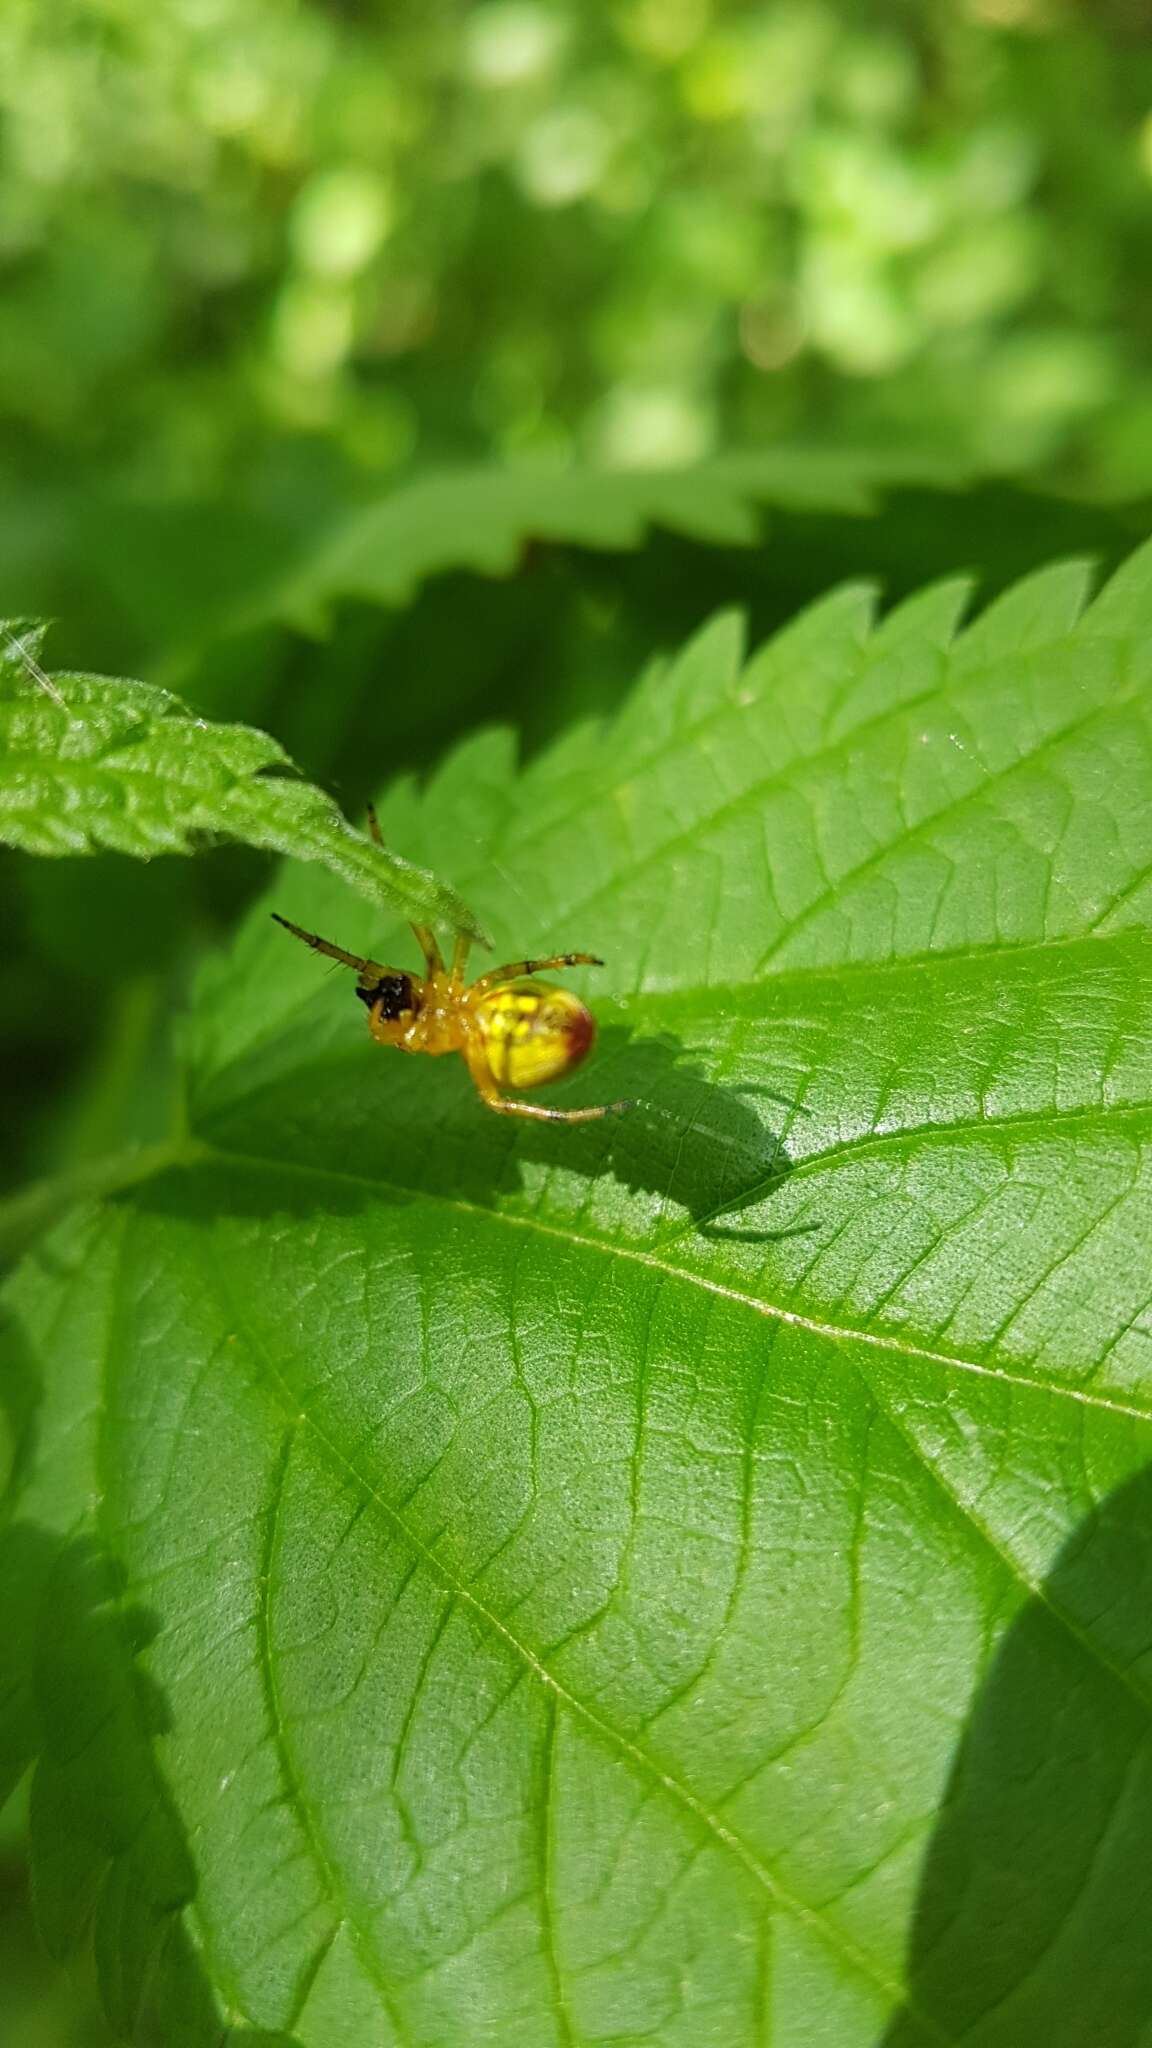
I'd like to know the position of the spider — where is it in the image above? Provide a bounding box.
[272,813,633,1125]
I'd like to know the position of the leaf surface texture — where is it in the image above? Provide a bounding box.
[5,545,1152,2046]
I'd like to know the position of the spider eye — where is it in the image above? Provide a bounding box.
[355,973,415,1020]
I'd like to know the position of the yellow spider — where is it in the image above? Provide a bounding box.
[272,818,632,1126]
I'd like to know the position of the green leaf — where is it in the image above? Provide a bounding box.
[5,539,1152,2044]
[0,625,486,941]
[0,455,969,675]
[258,450,967,632]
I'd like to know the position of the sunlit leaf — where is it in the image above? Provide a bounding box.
[0,625,485,941]
[4,539,1152,2044]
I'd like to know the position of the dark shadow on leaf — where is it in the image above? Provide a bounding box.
[881,1459,1152,2048]
[0,1520,53,1817]
[186,1021,798,1237]
[511,1024,795,1227]
[238,483,1152,805]
[0,1516,305,2048]
[0,1307,42,1521]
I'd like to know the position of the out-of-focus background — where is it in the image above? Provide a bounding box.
[3,3,1152,2036]
[4,0,1152,502]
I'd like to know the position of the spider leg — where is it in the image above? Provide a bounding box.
[464,1042,631,1123]
[410,924,445,975]
[483,1096,634,1124]
[365,801,446,976]
[468,952,603,996]
[271,913,371,972]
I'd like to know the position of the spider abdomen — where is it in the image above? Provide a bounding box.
[472,981,595,1091]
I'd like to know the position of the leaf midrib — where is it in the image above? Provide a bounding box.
[63,1135,1152,2041]
[172,1136,1152,1428]
[169,1137,1152,2034]
[187,1209,918,2028]
[136,1139,1152,2041]
[0,750,259,795]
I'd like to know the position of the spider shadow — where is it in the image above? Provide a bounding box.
[486,1023,800,1231]
[192,1020,804,1239]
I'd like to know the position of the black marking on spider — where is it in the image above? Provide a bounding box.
[356,973,416,1019]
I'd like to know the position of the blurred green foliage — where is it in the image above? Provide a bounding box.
[3,0,1152,501]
